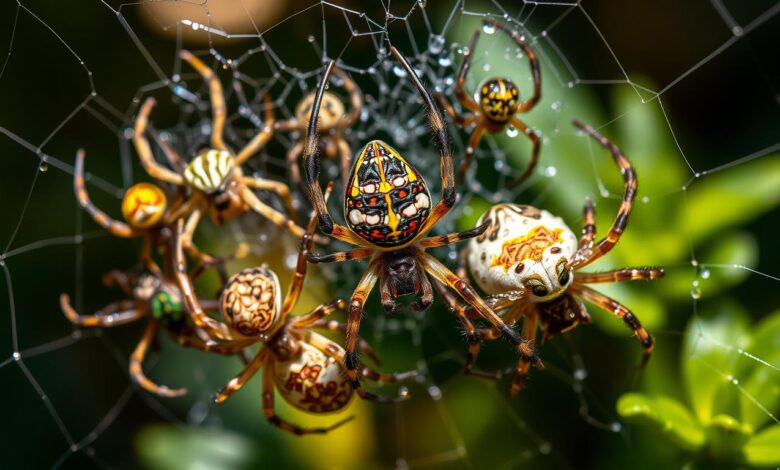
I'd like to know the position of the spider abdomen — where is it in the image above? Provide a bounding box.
[220,266,283,336]
[478,78,520,123]
[468,203,577,300]
[274,338,353,413]
[345,140,431,248]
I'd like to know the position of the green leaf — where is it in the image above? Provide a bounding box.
[136,425,258,470]
[617,392,705,451]
[681,154,780,243]
[743,424,780,466]
[704,414,752,461]
[682,301,751,423]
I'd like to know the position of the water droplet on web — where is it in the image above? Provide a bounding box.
[506,126,518,138]
[427,385,442,400]
[543,166,557,177]
[690,287,702,299]
[38,161,48,172]
[392,64,406,78]
[494,159,505,171]
[641,196,650,203]
[482,63,491,72]
[438,55,452,67]
[550,101,561,111]
[307,35,315,43]
[482,22,496,34]
[399,386,410,398]
[428,34,445,55]
[700,268,710,279]
[448,251,457,260]
[539,442,552,454]
[573,368,588,381]
[609,422,622,432]
[123,127,134,139]
[417,0,427,7]
[12,352,21,361]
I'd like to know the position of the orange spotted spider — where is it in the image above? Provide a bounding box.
[274,64,362,188]
[437,121,663,396]
[301,48,541,402]
[173,197,415,434]
[133,50,309,254]
[437,19,541,186]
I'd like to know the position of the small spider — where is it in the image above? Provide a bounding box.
[59,265,242,397]
[437,19,542,186]
[133,50,311,255]
[174,203,415,435]
[443,120,664,396]
[274,64,362,188]
[301,48,541,401]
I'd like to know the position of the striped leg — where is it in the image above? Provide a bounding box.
[454,30,482,113]
[510,311,537,397]
[262,356,354,435]
[579,197,597,252]
[60,294,144,327]
[308,319,382,365]
[179,50,227,151]
[214,348,268,403]
[133,98,186,185]
[73,150,136,238]
[290,299,346,329]
[435,92,478,127]
[307,247,374,264]
[572,120,637,268]
[506,118,541,188]
[571,284,653,365]
[239,187,308,239]
[485,19,542,112]
[130,320,187,397]
[418,221,489,249]
[575,268,665,284]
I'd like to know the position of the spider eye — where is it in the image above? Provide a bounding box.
[532,285,548,297]
[559,271,570,286]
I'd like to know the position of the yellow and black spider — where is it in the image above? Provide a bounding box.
[301,48,542,402]
[437,19,542,186]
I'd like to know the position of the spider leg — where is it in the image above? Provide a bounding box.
[261,356,354,435]
[419,251,542,369]
[235,95,275,165]
[133,98,186,185]
[390,47,457,239]
[150,127,186,171]
[418,221,489,249]
[485,19,542,112]
[285,141,304,187]
[60,294,144,327]
[291,299,347,329]
[214,348,268,403]
[179,207,219,266]
[333,66,362,127]
[172,334,255,356]
[575,268,665,284]
[140,236,163,277]
[130,320,187,397]
[239,187,309,239]
[435,92,478,127]
[570,284,653,365]
[578,197,597,253]
[307,247,374,264]
[459,122,487,184]
[455,30,482,112]
[174,219,235,341]
[456,245,469,280]
[510,309,538,397]
[73,150,136,238]
[505,117,541,188]
[337,138,352,190]
[308,319,383,365]
[179,50,227,151]
[240,176,296,220]
[102,270,134,296]
[572,120,637,268]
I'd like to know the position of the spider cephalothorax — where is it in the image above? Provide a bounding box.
[440,121,664,396]
[303,48,541,403]
[437,19,542,186]
[174,214,415,435]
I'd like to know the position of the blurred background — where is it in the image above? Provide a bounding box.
[1,1,779,468]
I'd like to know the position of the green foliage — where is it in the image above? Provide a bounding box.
[617,306,780,466]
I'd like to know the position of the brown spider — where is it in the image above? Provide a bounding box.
[273,64,362,188]
[301,48,542,402]
[173,200,415,435]
[437,121,664,396]
[437,19,542,187]
[133,50,310,255]
[59,264,240,398]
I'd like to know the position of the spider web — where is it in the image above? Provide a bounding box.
[1,0,779,468]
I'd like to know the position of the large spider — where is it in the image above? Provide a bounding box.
[441,120,664,396]
[437,19,542,186]
[302,48,541,401]
[133,50,310,254]
[274,64,362,188]
[59,265,240,398]
[174,204,415,435]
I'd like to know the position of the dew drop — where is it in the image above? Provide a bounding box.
[609,422,623,432]
[690,287,702,300]
[392,64,406,78]
[573,368,588,381]
[482,63,491,72]
[307,35,315,43]
[543,166,557,178]
[438,55,452,67]
[700,268,711,279]
[550,101,561,111]
[427,385,442,400]
[482,22,496,34]
[641,196,650,203]
[506,126,519,138]
[38,161,48,172]
[12,352,21,361]
[428,34,445,55]
[399,386,410,398]
[417,0,427,7]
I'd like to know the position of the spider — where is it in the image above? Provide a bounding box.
[133,49,311,255]
[59,264,242,398]
[173,201,415,435]
[73,148,233,277]
[273,63,361,189]
[436,19,542,187]
[441,120,664,396]
[301,48,542,401]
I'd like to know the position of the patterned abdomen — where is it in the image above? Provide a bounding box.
[345,140,431,248]
[274,338,352,413]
